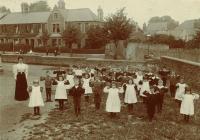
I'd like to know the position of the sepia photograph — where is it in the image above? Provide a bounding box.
[0,0,200,139]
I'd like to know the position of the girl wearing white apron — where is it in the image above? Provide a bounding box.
[124,79,137,114]
[104,82,123,118]
[28,80,44,115]
[82,73,93,103]
[175,78,188,108]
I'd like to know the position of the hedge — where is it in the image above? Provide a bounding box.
[33,46,105,54]
[0,44,105,54]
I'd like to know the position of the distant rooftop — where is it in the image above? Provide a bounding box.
[59,8,99,22]
[0,12,50,24]
[0,8,99,25]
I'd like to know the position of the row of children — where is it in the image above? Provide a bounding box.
[27,64,199,122]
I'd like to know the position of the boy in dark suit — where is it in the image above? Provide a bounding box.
[69,78,85,117]
[144,86,159,122]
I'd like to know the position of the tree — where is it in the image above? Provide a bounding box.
[187,30,200,48]
[0,6,11,13]
[104,8,135,59]
[86,25,108,49]
[104,8,134,44]
[29,1,51,12]
[147,34,185,48]
[62,24,82,55]
[40,31,49,47]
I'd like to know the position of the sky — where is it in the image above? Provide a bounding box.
[0,0,200,28]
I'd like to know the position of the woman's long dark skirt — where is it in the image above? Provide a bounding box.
[15,72,29,101]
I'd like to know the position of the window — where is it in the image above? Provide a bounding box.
[54,13,58,19]
[53,24,56,32]
[53,24,60,33]
[57,24,60,33]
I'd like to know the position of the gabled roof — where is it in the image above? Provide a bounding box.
[0,12,7,20]
[59,8,99,22]
[0,12,50,25]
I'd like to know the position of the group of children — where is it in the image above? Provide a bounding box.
[27,64,199,122]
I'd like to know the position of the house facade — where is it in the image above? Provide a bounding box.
[0,0,103,49]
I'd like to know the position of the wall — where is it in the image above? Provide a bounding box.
[124,42,200,62]
[137,48,200,62]
[161,56,200,90]
[1,54,146,68]
[125,42,169,61]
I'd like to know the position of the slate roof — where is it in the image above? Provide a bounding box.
[0,8,99,25]
[59,8,99,22]
[0,12,51,25]
[0,13,7,20]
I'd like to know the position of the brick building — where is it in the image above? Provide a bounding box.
[0,0,103,49]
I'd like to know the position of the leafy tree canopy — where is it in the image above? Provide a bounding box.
[104,8,135,43]
[0,6,11,13]
[29,1,51,12]
[62,24,82,48]
[86,25,108,49]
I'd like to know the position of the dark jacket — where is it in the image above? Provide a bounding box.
[69,86,85,99]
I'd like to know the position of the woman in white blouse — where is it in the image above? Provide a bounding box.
[13,56,29,101]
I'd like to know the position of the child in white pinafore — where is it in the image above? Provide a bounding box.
[104,82,123,118]
[82,73,93,103]
[180,88,199,122]
[28,80,44,115]
[124,79,137,114]
[55,76,70,110]
[140,77,150,103]
[66,69,75,88]
[175,78,188,108]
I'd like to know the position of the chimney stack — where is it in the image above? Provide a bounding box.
[21,2,29,13]
[97,6,103,21]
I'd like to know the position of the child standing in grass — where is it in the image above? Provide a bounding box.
[169,71,180,98]
[92,76,104,110]
[40,71,53,102]
[69,78,85,117]
[175,78,188,108]
[180,88,199,122]
[155,80,168,113]
[123,79,138,114]
[144,86,158,122]
[54,76,70,111]
[104,82,123,118]
[82,73,93,103]
[28,80,44,116]
[140,76,151,103]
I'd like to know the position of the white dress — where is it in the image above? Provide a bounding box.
[29,86,44,107]
[74,69,83,76]
[66,74,74,88]
[140,81,150,97]
[82,78,93,95]
[134,75,143,86]
[124,84,137,104]
[104,88,123,112]
[55,81,70,100]
[180,94,199,115]
[175,83,187,101]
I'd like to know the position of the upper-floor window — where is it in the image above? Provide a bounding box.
[53,24,56,32]
[53,24,60,33]
[54,13,58,19]
[57,24,60,33]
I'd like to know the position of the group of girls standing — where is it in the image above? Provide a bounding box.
[13,56,199,122]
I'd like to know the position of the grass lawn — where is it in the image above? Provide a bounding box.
[21,91,200,140]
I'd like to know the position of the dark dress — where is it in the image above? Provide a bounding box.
[15,72,29,101]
